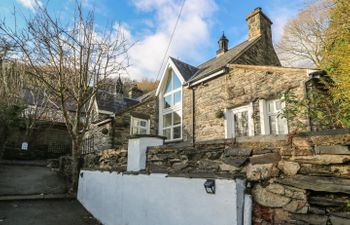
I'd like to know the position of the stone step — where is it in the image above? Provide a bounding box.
[315,145,350,155]
[277,175,350,194]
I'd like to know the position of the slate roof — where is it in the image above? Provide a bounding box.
[95,90,139,114]
[188,37,260,82]
[137,90,156,102]
[167,37,259,83]
[22,88,47,107]
[22,88,79,112]
[170,57,198,81]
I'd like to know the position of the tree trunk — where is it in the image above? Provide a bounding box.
[70,140,81,193]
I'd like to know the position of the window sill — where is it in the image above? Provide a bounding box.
[129,134,167,140]
[164,138,183,143]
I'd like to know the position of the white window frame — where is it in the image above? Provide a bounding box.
[130,116,150,135]
[259,99,288,135]
[225,103,254,138]
[158,70,183,142]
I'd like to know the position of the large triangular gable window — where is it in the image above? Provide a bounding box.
[157,60,184,142]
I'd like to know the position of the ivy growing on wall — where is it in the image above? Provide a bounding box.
[280,77,349,132]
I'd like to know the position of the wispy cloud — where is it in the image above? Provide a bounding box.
[16,0,42,11]
[125,0,217,80]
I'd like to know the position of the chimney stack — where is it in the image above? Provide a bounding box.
[246,7,273,42]
[128,86,143,99]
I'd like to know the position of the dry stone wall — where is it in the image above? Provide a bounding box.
[83,148,128,171]
[147,130,350,225]
[76,128,350,224]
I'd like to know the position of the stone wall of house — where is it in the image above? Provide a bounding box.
[113,96,158,150]
[82,96,158,153]
[183,64,310,143]
[147,130,350,225]
[235,37,281,67]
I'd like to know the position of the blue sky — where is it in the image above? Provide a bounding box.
[1,0,309,80]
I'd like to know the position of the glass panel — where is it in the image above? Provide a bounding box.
[267,101,274,113]
[173,126,181,139]
[277,117,287,134]
[140,120,147,127]
[174,91,181,105]
[163,128,171,140]
[241,111,249,136]
[163,113,172,128]
[139,128,147,135]
[165,75,172,93]
[173,111,181,125]
[164,95,172,108]
[173,73,181,89]
[132,128,137,135]
[234,114,239,136]
[234,111,249,137]
[269,115,277,135]
[275,100,282,110]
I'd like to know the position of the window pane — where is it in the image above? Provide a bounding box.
[173,126,181,139]
[173,111,181,125]
[277,117,287,134]
[275,100,282,110]
[139,128,147,135]
[174,91,181,105]
[163,128,171,139]
[164,95,172,108]
[241,111,249,136]
[234,111,249,137]
[173,73,181,89]
[269,115,277,135]
[267,101,274,113]
[165,75,172,93]
[140,120,147,127]
[163,113,172,127]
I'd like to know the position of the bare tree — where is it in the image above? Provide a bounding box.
[276,0,332,68]
[0,2,130,190]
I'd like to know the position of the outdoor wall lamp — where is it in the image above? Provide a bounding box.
[204,179,215,194]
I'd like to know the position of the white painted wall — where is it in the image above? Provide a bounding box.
[127,137,164,171]
[78,170,247,225]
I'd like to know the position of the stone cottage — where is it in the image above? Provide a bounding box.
[76,7,350,225]
[86,7,323,151]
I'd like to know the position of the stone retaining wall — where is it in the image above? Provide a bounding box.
[147,130,350,225]
[75,129,350,224]
[82,149,128,171]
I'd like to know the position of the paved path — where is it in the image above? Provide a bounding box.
[0,161,101,225]
[0,200,101,225]
[0,164,67,196]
